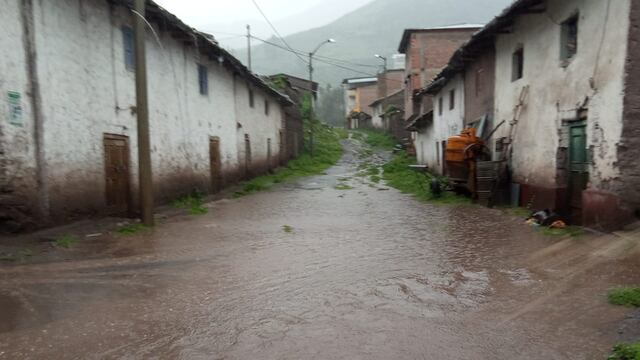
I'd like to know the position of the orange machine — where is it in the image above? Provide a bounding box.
[445,128,488,195]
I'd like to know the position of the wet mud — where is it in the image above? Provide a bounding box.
[0,138,639,359]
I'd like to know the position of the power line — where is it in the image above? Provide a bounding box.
[250,0,309,66]
[250,36,405,84]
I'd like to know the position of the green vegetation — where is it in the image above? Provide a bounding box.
[173,193,208,215]
[282,225,294,233]
[335,183,354,191]
[366,166,380,176]
[608,287,640,307]
[353,129,396,150]
[608,342,640,360]
[370,175,381,184]
[540,226,585,238]
[117,223,150,236]
[0,249,33,263]
[54,235,77,249]
[234,122,344,197]
[382,154,471,205]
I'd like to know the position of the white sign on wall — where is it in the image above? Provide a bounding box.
[7,91,23,127]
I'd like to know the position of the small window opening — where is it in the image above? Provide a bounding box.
[264,100,270,116]
[512,46,524,81]
[449,89,455,110]
[561,14,579,62]
[122,26,135,71]
[438,97,443,116]
[249,88,255,108]
[198,64,208,95]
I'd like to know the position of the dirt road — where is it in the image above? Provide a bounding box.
[1,138,639,359]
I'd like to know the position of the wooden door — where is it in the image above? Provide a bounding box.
[267,138,272,170]
[104,134,131,215]
[279,130,285,164]
[568,124,588,224]
[441,140,447,176]
[244,134,251,178]
[209,137,222,193]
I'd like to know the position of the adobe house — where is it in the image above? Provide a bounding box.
[419,35,497,175]
[0,0,292,232]
[450,0,640,230]
[397,25,483,127]
[267,74,319,163]
[342,77,378,118]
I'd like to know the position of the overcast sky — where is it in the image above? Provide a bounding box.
[153,0,372,48]
[154,0,326,27]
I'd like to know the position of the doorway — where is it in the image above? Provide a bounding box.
[103,134,131,215]
[244,134,252,178]
[568,122,588,224]
[209,137,222,193]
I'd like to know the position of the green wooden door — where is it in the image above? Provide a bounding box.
[568,125,588,223]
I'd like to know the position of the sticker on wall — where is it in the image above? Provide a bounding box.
[7,91,23,127]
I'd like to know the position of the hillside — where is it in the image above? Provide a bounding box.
[241,0,513,86]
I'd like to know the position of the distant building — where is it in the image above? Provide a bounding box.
[267,74,318,162]
[369,89,405,139]
[398,25,483,121]
[342,77,378,128]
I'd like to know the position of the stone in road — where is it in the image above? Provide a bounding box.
[1,139,639,359]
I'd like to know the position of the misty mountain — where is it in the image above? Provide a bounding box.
[241,0,513,86]
[204,0,372,50]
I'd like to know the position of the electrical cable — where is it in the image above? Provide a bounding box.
[250,0,309,66]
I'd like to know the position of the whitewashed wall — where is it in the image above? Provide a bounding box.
[493,0,631,189]
[415,74,465,175]
[1,0,286,224]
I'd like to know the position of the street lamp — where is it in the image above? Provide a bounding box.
[375,54,387,73]
[308,38,336,156]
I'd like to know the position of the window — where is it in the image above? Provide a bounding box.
[198,64,208,95]
[122,26,135,71]
[512,46,524,81]
[475,68,484,97]
[438,97,443,116]
[249,88,254,108]
[449,89,455,110]
[264,100,270,116]
[436,142,440,165]
[561,14,579,62]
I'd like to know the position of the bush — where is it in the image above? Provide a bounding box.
[608,287,640,307]
[608,343,640,360]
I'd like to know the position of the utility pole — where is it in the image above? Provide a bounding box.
[308,38,336,157]
[308,52,315,156]
[134,0,154,226]
[247,25,252,71]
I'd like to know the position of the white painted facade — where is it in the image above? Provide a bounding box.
[0,0,288,227]
[492,0,630,190]
[415,74,465,175]
[370,103,384,129]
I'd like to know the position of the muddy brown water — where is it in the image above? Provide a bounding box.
[1,139,639,359]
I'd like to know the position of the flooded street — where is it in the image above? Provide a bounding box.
[1,138,639,359]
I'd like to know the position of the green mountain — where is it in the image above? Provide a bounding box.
[243,0,513,86]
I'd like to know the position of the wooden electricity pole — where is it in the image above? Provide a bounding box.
[134,0,154,226]
[247,25,252,71]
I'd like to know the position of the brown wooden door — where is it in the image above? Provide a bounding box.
[104,134,131,214]
[244,134,251,178]
[209,137,222,193]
